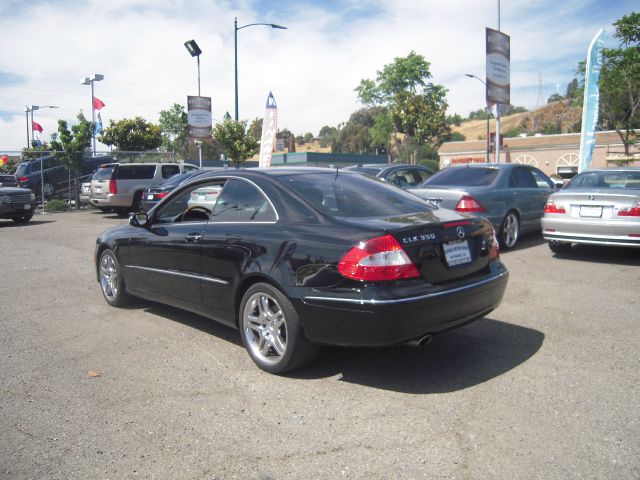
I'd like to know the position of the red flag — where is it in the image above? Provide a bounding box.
[93,97,106,110]
[32,121,43,132]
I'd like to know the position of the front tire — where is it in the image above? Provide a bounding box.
[98,249,130,307]
[240,282,317,374]
[548,240,572,253]
[12,214,33,223]
[499,211,520,250]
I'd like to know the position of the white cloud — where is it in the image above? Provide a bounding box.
[0,0,636,151]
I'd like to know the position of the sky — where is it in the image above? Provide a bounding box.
[0,0,637,152]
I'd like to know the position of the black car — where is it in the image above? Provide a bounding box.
[95,168,508,373]
[140,169,213,211]
[15,154,115,199]
[0,185,37,223]
[343,163,435,188]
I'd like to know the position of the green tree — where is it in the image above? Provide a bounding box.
[547,93,564,104]
[355,51,449,163]
[158,104,188,158]
[303,132,314,143]
[249,117,263,140]
[333,107,386,154]
[49,113,93,208]
[212,120,259,168]
[598,12,640,156]
[99,117,162,151]
[21,144,52,161]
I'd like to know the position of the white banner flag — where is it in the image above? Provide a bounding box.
[259,92,277,168]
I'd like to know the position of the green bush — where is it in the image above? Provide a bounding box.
[44,199,69,212]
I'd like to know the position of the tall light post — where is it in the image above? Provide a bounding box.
[184,39,202,96]
[465,74,490,162]
[26,105,58,147]
[234,17,286,121]
[81,74,104,157]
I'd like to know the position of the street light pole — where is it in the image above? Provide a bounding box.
[81,74,104,157]
[26,105,58,148]
[234,17,287,121]
[465,74,490,162]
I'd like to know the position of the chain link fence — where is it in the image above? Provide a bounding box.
[0,150,189,209]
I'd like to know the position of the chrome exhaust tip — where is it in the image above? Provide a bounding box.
[407,334,433,348]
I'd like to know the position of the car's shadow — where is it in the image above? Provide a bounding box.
[0,218,56,228]
[507,231,546,252]
[550,244,640,266]
[132,300,544,394]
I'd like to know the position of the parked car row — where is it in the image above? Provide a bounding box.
[93,162,639,375]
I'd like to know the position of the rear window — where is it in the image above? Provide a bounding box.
[116,165,156,180]
[345,167,383,176]
[566,171,640,190]
[423,167,499,187]
[94,165,115,180]
[14,164,29,176]
[278,172,432,218]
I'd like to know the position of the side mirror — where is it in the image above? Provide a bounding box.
[129,211,149,227]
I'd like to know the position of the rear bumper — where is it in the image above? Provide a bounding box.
[542,216,640,247]
[0,202,36,218]
[90,193,132,208]
[294,262,509,347]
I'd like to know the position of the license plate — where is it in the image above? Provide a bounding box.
[95,187,101,192]
[24,204,31,210]
[580,206,602,217]
[147,194,154,200]
[443,240,472,266]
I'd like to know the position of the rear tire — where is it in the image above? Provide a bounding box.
[499,211,520,250]
[239,282,317,374]
[115,207,129,217]
[548,240,571,253]
[98,249,131,307]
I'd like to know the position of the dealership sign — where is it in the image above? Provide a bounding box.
[187,96,212,139]
[486,28,510,106]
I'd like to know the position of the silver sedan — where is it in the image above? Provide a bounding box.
[542,167,640,252]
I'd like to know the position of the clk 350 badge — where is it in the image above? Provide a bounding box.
[403,233,437,244]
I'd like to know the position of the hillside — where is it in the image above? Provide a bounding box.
[452,101,582,140]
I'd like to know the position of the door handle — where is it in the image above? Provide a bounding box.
[185,232,202,243]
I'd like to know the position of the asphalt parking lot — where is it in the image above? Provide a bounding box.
[1,210,639,479]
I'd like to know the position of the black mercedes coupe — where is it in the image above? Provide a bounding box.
[95,168,508,374]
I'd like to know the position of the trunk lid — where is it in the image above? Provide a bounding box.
[337,211,498,285]
[550,189,640,219]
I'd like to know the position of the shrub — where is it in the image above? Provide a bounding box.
[44,199,69,212]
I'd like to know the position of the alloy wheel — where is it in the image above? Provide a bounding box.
[99,253,119,301]
[501,212,519,249]
[242,292,288,366]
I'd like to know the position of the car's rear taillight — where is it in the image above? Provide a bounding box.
[544,200,566,214]
[109,179,117,194]
[617,201,640,217]
[338,234,420,282]
[455,195,485,213]
[157,192,168,199]
[18,176,28,183]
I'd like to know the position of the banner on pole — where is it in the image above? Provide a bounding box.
[578,28,606,173]
[486,28,510,107]
[187,96,212,139]
[259,92,278,168]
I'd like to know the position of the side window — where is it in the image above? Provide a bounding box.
[531,169,553,188]
[388,170,413,187]
[211,179,276,222]
[154,180,225,224]
[510,168,537,188]
[162,165,180,178]
[414,169,432,184]
[116,165,156,180]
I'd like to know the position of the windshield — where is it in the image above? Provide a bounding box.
[421,167,499,187]
[278,172,433,218]
[566,171,640,190]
